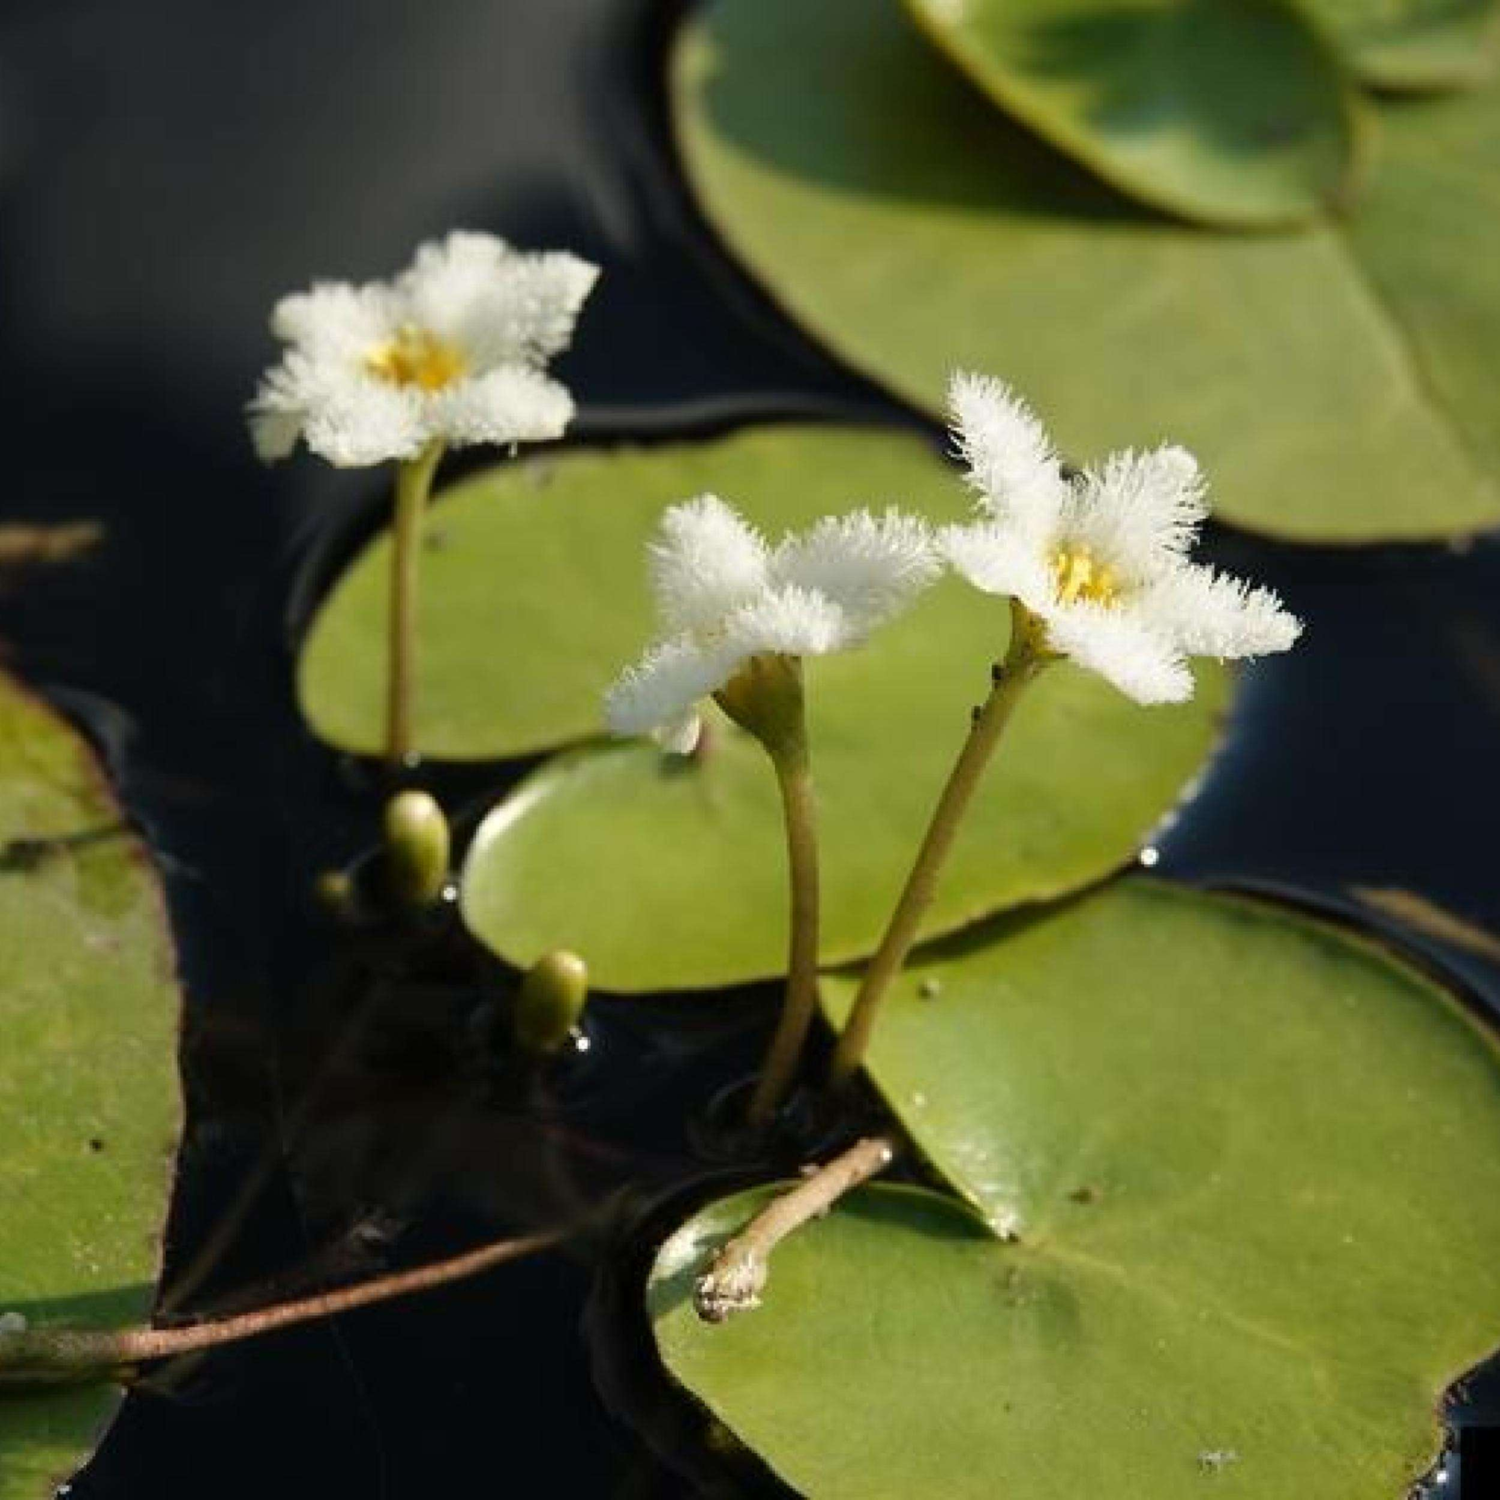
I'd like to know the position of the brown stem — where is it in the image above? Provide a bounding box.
[385,440,444,767]
[695,1135,897,1322]
[0,1224,569,1390]
[747,747,821,1127]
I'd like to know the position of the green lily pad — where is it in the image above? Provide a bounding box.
[671,0,1500,542]
[0,674,183,1499]
[1301,0,1498,92]
[901,0,1361,227]
[650,882,1500,1497]
[461,616,1226,992]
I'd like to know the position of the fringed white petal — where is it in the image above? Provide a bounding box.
[649,496,771,635]
[940,521,1055,613]
[722,585,852,659]
[254,359,427,467]
[948,371,1071,526]
[249,233,594,468]
[604,635,736,745]
[401,232,599,368]
[1073,445,1207,578]
[427,366,575,448]
[1143,564,1302,659]
[268,282,400,359]
[770,508,938,637]
[941,373,1300,698]
[300,381,428,467]
[1045,603,1194,705]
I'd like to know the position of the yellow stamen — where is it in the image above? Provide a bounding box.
[1052,546,1118,606]
[365,326,468,392]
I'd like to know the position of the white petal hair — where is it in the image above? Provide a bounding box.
[773,509,941,638]
[948,371,1072,522]
[649,495,771,635]
[400,232,599,369]
[940,369,1302,705]
[249,231,599,468]
[605,495,940,750]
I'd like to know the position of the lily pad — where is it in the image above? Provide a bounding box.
[0,674,183,1499]
[1301,0,1498,92]
[671,0,1500,542]
[461,624,1226,992]
[901,0,1361,227]
[650,882,1500,1497]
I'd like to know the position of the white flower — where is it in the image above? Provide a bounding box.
[248,231,599,468]
[606,497,939,753]
[940,373,1301,703]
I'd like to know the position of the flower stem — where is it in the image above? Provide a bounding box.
[695,1134,896,1322]
[385,440,445,767]
[829,607,1048,1088]
[0,1223,569,1391]
[747,741,821,1127]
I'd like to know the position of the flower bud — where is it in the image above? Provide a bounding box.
[381,790,450,909]
[514,950,589,1055]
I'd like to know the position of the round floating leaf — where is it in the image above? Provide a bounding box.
[651,882,1500,1497]
[1299,0,1498,92]
[901,0,1361,227]
[461,628,1227,991]
[0,675,183,1499]
[672,0,1500,542]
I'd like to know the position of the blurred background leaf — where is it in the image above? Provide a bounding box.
[0,674,182,1500]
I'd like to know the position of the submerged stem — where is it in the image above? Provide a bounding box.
[829,606,1048,1088]
[0,1223,569,1390]
[747,745,821,1127]
[385,440,445,767]
[695,1135,896,1322]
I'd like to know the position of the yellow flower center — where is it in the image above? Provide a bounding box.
[1052,546,1119,606]
[365,326,468,392]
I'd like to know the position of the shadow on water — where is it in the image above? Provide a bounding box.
[0,0,1498,1495]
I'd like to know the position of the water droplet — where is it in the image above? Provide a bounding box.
[1139,846,1160,869]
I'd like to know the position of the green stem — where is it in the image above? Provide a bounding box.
[829,608,1048,1088]
[747,742,821,1127]
[0,1223,569,1390]
[385,440,445,767]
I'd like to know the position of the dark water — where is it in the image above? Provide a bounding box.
[0,0,1497,1495]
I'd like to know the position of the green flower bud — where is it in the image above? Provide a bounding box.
[381,790,450,909]
[514,950,589,1055]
